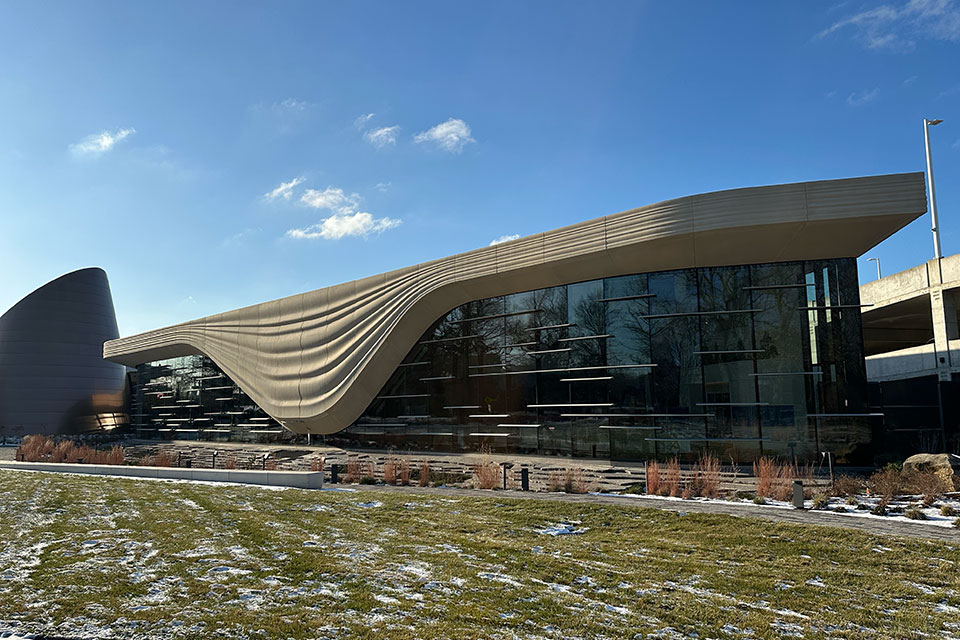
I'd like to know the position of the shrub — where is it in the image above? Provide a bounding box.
[680,487,694,500]
[904,470,950,504]
[940,504,958,517]
[868,468,903,499]
[753,495,766,505]
[309,457,324,472]
[904,507,928,520]
[954,517,960,529]
[833,505,848,513]
[223,456,238,470]
[418,461,431,487]
[694,453,722,499]
[871,499,889,517]
[662,458,681,497]
[398,459,411,486]
[812,493,830,510]
[845,496,859,506]
[623,482,645,495]
[832,475,864,497]
[646,461,661,496]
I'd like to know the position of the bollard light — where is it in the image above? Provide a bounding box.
[793,480,805,509]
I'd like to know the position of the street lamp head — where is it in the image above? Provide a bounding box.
[927,118,943,125]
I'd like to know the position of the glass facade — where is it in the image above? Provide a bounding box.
[341,258,872,463]
[131,355,285,442]
[130,258,874,463]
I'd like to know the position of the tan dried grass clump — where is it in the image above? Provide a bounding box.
[546,469,591,493]
[662,458,681,497]
[137,450,176,467]
[344,459,360,483]
[754,457,777,499]
[18,435,127,466]
[694,453,722,499]
[472,446,501,490]
[646,460,661,495]
[398,458,411,486]
[383,456,399,485]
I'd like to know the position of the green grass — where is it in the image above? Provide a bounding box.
[1,470,959,639]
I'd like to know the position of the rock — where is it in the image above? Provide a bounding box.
[902,453,960,491]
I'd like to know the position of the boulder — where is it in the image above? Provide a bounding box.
[902,453,960,491]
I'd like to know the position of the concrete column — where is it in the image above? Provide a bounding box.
[929,261,958,381]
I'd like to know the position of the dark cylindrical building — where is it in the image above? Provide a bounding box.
[0,267,127,436]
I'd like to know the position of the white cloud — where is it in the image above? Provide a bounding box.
[364,125,400,148]
[274,98,308,112]
[846,88,880,106]
[375,182,391,192]
[953,138,960,148]
[414,118,475,152]
[263,177,305,201]
[817,0,960,52]
[69,127,135,156]
[287,181,402,240]
[489,234,520,246]
[299,186,361,213]
[354,112,376,129]
[287,212,401,240]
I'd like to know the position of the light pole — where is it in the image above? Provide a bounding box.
[867,257,881,280]
[924,118,943,259]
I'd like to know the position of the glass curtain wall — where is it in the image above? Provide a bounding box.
[131,355,284,442]
[343,258,872,463]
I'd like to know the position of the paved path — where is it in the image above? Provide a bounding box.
[336,483,960,544]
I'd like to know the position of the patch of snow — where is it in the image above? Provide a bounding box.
[373,594,400,605]
[536,522,589,536]
[936,602,960,614]
[477,572,523,588]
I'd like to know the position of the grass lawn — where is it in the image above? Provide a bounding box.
[1,470,958,640]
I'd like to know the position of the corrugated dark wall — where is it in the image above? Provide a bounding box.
[0,267,127,436]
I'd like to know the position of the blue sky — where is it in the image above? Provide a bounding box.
[1,1,958,335]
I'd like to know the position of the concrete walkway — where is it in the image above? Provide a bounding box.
[334,482,960,543]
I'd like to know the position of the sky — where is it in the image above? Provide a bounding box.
[1,1,958,336]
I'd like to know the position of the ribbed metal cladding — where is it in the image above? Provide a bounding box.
[1,268,127,436]
[104,172,928,435]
